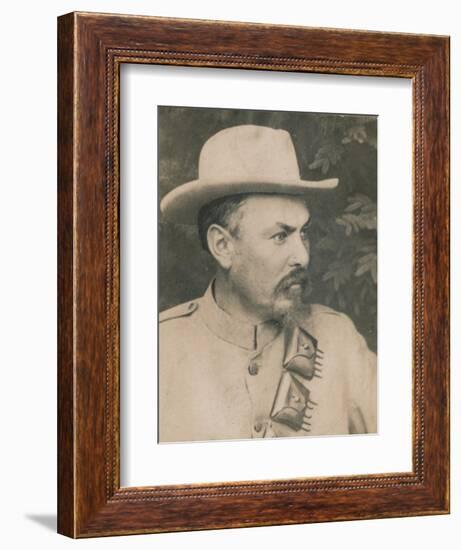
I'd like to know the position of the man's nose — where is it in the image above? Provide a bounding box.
[288,235,310,268]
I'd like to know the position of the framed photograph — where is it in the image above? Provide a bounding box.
[58,12,449,537]
[157,105,378,444]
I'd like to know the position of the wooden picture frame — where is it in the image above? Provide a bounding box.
[57,11,450,538]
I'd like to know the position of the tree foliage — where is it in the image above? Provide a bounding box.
[307,117,377,351]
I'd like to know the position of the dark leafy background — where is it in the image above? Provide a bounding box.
[158,106,377,352]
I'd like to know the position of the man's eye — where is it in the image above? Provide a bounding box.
[272,232,287,243]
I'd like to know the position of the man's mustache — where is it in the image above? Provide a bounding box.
[276,268,311,293]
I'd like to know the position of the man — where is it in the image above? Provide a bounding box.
[159,124,377,443]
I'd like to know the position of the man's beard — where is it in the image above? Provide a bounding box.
[271,267,312,319]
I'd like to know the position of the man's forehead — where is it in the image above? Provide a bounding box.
[239,194,310,226]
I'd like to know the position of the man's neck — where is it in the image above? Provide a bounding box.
[212,272,271,326]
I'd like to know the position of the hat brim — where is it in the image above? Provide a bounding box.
[160,177,339,224]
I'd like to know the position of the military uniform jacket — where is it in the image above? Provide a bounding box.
[159,282,377,443]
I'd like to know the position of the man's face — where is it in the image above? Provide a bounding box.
[228,195,311,320]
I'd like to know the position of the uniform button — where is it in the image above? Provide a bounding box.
[254,421,263,433]
[301,342,315,358]
[248,360,259,375]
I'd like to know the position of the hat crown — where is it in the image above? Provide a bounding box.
[160,124,338,224]
[198,125,301,182]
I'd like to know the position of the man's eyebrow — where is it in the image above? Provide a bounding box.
[274,222,296,233]
[301,217,312,230]
[273,218,311,233]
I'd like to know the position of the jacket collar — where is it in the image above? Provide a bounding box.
[198,280,283,351]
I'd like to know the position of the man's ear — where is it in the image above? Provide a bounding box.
[206,224,234,269]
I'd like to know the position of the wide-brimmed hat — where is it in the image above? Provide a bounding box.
[160,124,338,224]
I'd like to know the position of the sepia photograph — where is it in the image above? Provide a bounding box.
[158,106,378,443]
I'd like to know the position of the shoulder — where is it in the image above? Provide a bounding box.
[295,304,361,340]
[159,299,200,324]
[159,298,203,358]
[300,303,355,327]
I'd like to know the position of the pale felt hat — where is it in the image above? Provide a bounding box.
[160,124,338,224]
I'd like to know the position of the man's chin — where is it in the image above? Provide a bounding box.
[272,294,311,320]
